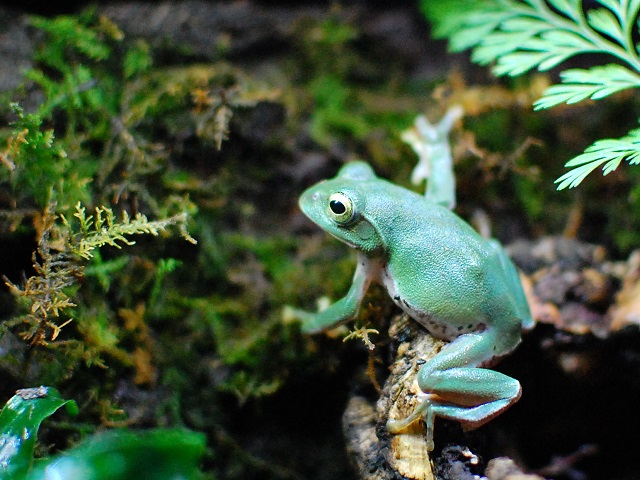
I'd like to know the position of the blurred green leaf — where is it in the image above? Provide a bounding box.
[26,428,206,480]
[0,387,78,480]
[123,40,152,79]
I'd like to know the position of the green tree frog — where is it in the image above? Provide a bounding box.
[293,159,533,451]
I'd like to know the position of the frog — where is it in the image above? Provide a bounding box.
[292,159,534,451]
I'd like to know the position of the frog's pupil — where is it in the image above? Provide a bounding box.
[330,200,346,215]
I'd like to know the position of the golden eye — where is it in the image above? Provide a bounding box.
[328,192,356,224]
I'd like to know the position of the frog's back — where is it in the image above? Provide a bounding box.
[364,181,532,334]
[365,181,492,268]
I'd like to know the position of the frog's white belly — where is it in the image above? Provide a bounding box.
[378,265,483,341]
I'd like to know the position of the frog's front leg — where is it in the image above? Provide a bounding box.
[294,253,377,333]
[387,328,522,451]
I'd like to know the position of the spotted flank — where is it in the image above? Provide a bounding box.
[381,265,484,341]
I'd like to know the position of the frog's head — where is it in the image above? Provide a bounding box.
[299,161,385,256]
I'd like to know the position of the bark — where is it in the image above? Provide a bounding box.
[343,314,442,480]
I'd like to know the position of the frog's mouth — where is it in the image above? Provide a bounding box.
[326,230,357,249]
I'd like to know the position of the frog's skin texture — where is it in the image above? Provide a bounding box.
[295,161,533,451]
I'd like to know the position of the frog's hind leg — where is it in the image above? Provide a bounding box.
[386,329,522,451]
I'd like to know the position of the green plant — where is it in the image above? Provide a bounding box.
[0,103,84,210]
[3,203,193,345]
[0,387,78,480]
[0,9,284,350]
[423,0,640,188]
[27,428,206,480]
[0,10,331,477]
[0,387,205,480]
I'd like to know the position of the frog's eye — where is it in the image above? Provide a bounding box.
[328,192,356,224]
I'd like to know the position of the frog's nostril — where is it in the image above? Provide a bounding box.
[312,192,320,201]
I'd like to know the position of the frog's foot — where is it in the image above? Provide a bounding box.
[430,392,520,432]
[386,395,432,433]
[387,331,523,451]
[387,380,519,451]
[387,398,437,451]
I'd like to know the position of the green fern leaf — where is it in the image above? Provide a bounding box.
[448,12,510,51]
[422,0,637,76]
[588,8,625,44]
[422,0,640,187]
[423,0,640,75]
[534,64,640,108]
[556,128,640,189]
[547,0,582,20]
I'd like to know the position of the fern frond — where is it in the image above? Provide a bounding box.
[534,64,640,109]
[555,127,640,189]
[423,0,640,76]
[422,0,640,187]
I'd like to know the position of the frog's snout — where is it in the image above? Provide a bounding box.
[298,187,323,222]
